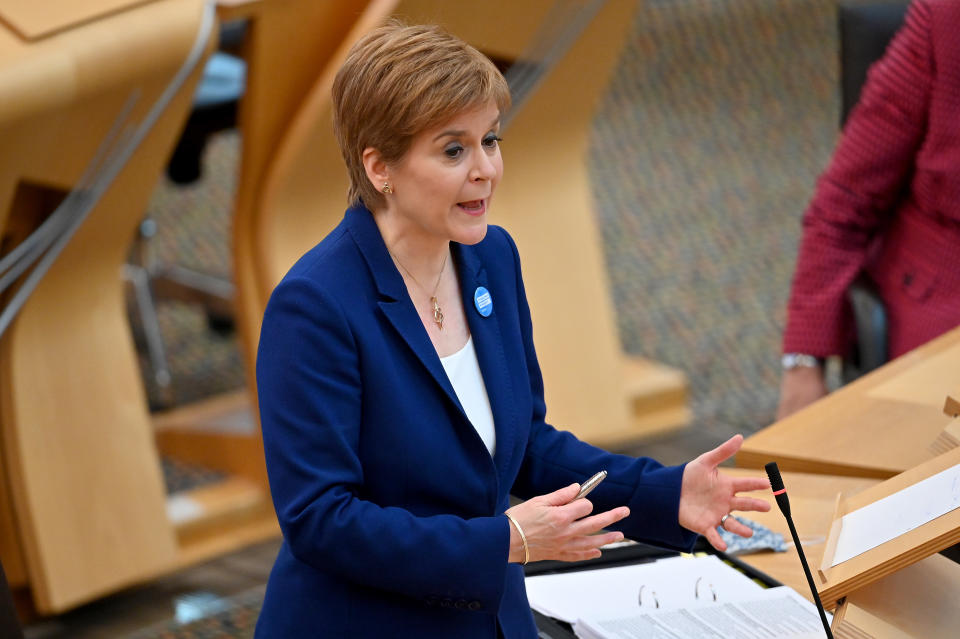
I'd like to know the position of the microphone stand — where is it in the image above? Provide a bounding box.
[765,462,834,639]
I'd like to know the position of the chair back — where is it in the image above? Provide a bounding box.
[838,2,909,126]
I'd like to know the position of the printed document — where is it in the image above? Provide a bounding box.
[525,555,763,624]
[574,586,827,639]
[831,462,960,566]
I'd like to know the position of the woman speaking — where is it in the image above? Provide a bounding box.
[254,22,769,638]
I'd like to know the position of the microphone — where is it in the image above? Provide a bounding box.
[765,462,834,639]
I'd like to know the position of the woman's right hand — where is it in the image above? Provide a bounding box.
[776,367,828,420]
[504,483,630,564]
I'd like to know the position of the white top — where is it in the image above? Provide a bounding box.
[439,335,496,456]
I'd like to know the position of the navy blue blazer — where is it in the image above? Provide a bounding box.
[255,205,697,638]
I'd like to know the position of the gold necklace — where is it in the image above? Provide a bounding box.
[391,251,448,330]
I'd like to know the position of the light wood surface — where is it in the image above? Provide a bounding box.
[929,416,960,455]
[833,554,960,638]
[230,0,377,418]
[816,446,960,606]
[0,0,212,613]
[737,326,960,478]
[154,394,280,574]
[832,601,913,639]
[154,391,266,483]
[0,0,157,41]
[727,468,960,637]
[244,0,688,446]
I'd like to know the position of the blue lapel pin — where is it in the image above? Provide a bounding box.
[474,286,493,317]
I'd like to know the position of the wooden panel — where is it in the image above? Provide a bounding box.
[479,0,666,442]
[169,476,270,539]
[0,0,156,41]
[832,600,913,639]
[737,326,960,478]
[0,451,26,588]
[173,513,279,570]
[0,0,212,612]
[231,0,376,405]
[155,429,266,483]
[837,555,960,638]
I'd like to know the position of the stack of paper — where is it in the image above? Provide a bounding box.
[575,587,827,639]
[524,555,829,639]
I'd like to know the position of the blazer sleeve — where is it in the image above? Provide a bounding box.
[499,231,698,552]
[783,0,933,356]
[257,276,510,610]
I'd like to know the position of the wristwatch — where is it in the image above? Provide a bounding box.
[781,353,823,370]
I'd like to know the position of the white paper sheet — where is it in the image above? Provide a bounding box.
[831,462,960,567]
[574,586,829,639]
[524,555,764,624]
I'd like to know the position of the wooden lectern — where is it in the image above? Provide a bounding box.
[738,326,960,478]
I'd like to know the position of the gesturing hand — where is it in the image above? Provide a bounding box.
[678,434,771,551]
[504,483,630,564]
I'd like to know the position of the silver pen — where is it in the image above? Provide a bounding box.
[575,470,607,500]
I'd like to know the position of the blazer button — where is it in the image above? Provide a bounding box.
[468,600,482,611]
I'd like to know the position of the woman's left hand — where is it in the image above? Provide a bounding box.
[678,434,771,551]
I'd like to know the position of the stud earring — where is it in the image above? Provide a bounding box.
[382,182,393,194]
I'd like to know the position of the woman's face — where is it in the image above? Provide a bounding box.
[382,100,503,247]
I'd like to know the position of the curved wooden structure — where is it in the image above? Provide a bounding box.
[737,326,960,479]
[0,0,215,613]
[238,0,689,447]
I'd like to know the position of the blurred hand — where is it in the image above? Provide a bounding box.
[776,366,828,420]
[505,484,629,563]
[678,434,771,551]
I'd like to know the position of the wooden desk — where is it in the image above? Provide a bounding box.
[736,326,960,478]
[0,0,216,614]
[727,468,960,637]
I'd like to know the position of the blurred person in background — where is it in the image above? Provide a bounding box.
[778,0,960,419]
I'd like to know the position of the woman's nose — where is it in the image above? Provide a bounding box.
[471,149,497,181]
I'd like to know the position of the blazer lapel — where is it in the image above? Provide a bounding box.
[454,242,518,477]
[345,206,465,416]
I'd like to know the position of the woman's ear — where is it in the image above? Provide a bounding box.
[362,147,390,192]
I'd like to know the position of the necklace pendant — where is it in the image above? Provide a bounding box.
[430,296,444,330]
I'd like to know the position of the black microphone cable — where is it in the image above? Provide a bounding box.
[765,461,834,639]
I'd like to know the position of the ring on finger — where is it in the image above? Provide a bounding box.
[719,514,730,527]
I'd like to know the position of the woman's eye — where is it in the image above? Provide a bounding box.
[483,135,502,149]
[444,145,464,159]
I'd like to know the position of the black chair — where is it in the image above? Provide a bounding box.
[838,2,910,126]
[837,1,908,382]
[126,21,247,406]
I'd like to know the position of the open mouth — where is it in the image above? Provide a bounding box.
[457,199,486,215]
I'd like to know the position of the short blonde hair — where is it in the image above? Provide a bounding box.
[332,22,511,209]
